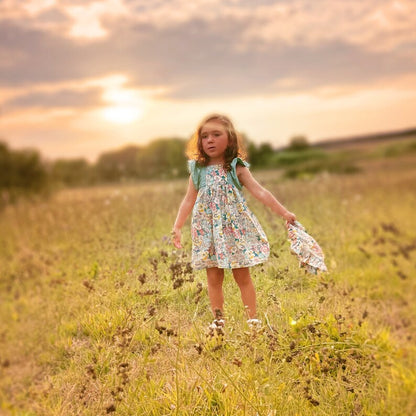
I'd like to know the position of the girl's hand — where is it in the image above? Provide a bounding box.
[283,211,296,224]
[172,227,182,249]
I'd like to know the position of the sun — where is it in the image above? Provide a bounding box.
[101,83,145,124]
[102,105,143,124]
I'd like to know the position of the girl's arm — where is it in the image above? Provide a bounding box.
[237,165,296,223]
[172,176,198,248]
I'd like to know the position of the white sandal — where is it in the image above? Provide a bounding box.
[247,318,262,329]
[209,318,225,328]
[207,319,225,337]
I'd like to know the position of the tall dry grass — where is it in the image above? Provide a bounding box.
[0,155,415,415]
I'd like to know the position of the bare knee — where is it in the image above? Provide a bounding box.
[207,267,224,288]
[232,267,252,288]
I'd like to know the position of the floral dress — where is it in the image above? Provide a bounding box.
[188,157,270,270]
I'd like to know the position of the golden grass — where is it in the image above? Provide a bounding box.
[0,155,415,415]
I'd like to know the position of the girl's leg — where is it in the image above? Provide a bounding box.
[206,267,225,318]
[232,267,257,319]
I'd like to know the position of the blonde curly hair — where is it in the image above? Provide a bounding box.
[186,113,247,171]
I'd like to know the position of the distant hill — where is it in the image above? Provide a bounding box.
[312,127,416,151]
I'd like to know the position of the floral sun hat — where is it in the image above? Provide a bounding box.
[286,221,328,274]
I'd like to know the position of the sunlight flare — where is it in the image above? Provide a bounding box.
[101,81,145,124]
[102,105,143,124]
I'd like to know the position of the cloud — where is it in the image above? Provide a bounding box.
[0,74,164,122]
[235,1,416,52]
[5,88,102,111]
[0,0,129,39]
[2,0,416,52]
[63,0,130,39]
[1,5,415,103]
[110,1,416,55]
[0,0,415,160]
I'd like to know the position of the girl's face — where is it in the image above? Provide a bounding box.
[200,120,229,164]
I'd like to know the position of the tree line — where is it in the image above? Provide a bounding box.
[0,135,312,204]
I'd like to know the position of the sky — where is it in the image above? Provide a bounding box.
[0,0,415,161]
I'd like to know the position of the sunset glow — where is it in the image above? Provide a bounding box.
[0,0,415,160]
[102,105,143,124]
[100,84,145,124]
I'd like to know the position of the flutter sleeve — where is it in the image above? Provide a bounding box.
[187,160,200,189]
[229,157,250,190]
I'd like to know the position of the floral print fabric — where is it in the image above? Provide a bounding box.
[190,159,269,270]
[286,221,327,274]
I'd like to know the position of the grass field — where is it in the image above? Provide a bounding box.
[1,152,416,415]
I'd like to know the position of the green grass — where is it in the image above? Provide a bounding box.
[372,138,416,158]
[1,155,416,415]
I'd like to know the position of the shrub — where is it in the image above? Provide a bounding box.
[0,142,49,205]
[288,135,310,151]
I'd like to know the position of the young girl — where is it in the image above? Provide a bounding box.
[172,114,296,329]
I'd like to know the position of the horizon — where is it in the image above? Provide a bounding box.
[3,123,415,164]
[1,0,415,161]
